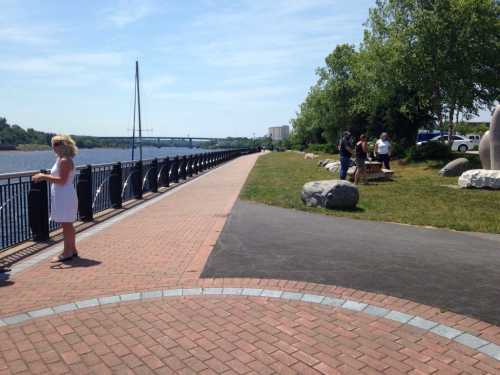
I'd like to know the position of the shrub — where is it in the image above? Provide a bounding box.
[390,142,408,159]
[407,141,452,161]
[306,143,339,154]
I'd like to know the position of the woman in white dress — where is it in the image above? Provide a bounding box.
[33,135,79,261]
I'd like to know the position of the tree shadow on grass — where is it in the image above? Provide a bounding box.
[50,256,101,270]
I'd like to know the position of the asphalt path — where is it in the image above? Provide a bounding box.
[202,200,500,325]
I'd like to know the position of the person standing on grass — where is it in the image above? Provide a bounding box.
[32,135,79,262]
[374,132,392,169]
[338,131,353,180]
[354,134,368,185]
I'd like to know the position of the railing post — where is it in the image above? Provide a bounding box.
[200,154,206,171]
[132,160,143,199]
[194,154,200,173]
[77,165,93,222]
[109,162,122,209]
[180,156,187,180]
[171,156,179,183]
[187,155,193,177]
[28,170,50,241]
[207,153,212,168]
[192,154,198,174]
[159,157,171,187]
[149,158,158,193]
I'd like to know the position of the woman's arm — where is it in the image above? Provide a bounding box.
[33,159,73,185]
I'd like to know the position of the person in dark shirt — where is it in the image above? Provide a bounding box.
[338,131,353,180]
[354,134,368,184]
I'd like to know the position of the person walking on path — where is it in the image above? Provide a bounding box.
[338,131,353,180]
[374,132,392,169]
[32,135,79,262]
[354,134,368,185]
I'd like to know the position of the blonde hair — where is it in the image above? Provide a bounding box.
[51,135,78,158]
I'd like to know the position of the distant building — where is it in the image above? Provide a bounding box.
[268,125,290,141]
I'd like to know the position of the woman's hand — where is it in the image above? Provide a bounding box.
[32,173,46,182]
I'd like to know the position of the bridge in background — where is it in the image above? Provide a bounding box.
[79,136,231,148]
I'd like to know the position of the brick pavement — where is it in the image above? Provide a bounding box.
[1,153,499,374]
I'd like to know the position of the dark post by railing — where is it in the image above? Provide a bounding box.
[159,157,170,187]
[187,155,193,177]
[194,154,200,174]
[77,165,93,222]
[132,160,143,199]
[149,158,158,193]
[109,162,122,209]
[199,154,206,172]
[206,153,212,168]
[180,156,187,180]
[28,170,50,241]
[171,156,179,183]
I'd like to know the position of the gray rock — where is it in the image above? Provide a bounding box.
[301,180,359,209]
[318,159,333,167]
[458,169,500,189]
[439,158,471,177]
[325,161,341,172]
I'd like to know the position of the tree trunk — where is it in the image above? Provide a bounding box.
[447,108,455,147]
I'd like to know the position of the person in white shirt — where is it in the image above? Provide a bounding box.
[374,132,391,169]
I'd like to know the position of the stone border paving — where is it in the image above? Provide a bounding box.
[1,287,499,362]
[5,159,235,277]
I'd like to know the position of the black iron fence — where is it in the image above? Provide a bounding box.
[0,148,258,251]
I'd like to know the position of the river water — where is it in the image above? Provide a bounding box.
[0,147,205,174]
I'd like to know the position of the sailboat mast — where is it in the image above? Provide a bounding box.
[131,71,137,161]
[136,60,143,161]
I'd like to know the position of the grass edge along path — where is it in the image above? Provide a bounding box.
[240,152,500,234]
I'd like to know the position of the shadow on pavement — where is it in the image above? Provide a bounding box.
[0,267,14,288]
[50,257,101,270]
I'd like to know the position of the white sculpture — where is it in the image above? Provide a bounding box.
[459,105,500,189]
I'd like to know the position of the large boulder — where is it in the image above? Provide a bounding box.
[458,169,500,189]
[301,180,359,209]
[325,161,341,172]
[318,159,333,167]
[439,158,471,177]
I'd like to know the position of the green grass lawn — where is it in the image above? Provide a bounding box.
[241,151,500,233]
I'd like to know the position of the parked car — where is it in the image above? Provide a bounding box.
[416,135,474,152]
[416,130,446,143]
[466,134,482,146]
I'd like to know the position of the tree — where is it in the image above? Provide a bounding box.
[365,0,500,145]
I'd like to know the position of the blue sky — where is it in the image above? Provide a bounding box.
[0,0,490,138]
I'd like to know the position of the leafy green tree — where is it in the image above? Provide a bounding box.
[365,0,500,144]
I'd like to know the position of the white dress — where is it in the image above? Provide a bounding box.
[50,158,78,223]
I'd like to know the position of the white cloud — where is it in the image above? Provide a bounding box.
[104,0,157,27]
[0,52,125,74]
[0,26,53,44]
[152,85,292,106]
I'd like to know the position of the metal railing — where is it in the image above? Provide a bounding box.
[0,148,259,251]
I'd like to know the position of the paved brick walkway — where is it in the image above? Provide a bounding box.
[1,153,499,374]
